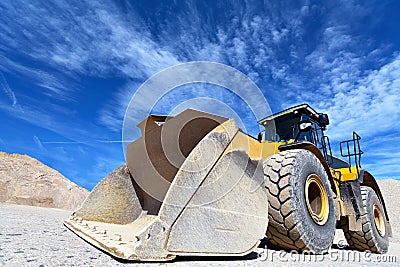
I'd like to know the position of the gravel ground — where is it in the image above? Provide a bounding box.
[0,203,399,267]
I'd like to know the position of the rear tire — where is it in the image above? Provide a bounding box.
[264,149,336,253]
[341,186,389,253]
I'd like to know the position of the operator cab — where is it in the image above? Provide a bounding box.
[258,104,329,143]
[258,104,334,165]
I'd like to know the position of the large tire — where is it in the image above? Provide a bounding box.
[264,149,336,253]
[341,186,389,253]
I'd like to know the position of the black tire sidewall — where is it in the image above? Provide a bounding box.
[364,187,389,252]
[290,149,336,252]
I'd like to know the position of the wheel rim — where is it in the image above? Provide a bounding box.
[373,204,386,237]
[305,174,329,225]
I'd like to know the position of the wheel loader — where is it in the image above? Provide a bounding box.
[65,104,392,261]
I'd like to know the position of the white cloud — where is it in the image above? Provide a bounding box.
[97,81,140,132]
[0,1,184,135]
[0,1,317,135]
[0,55,76,100]
[0,96,99,147]
[362,146,400,179]
[33,135,46,152]
[0,1,181,79]
[0,71,17,106]
[322,55,400,141]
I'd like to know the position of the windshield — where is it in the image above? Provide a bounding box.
[264,114,301,142]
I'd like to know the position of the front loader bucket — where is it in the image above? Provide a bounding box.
[64,109,269,261]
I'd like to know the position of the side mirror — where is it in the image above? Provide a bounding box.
[257,132,263,142]
[318,113,329,127]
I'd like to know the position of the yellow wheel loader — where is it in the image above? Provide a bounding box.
[65,104,391,261]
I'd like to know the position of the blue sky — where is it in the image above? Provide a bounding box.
[0,0,399,190]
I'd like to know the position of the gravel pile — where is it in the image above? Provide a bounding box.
[378,179,400,242]
[0,152,88,210]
